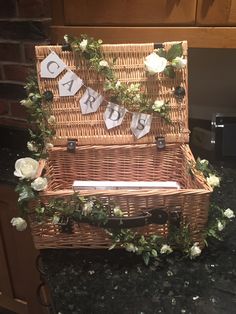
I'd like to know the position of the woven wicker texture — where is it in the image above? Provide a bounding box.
[30,144,211,249]
[35,41,189,146]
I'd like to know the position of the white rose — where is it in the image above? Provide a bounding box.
[172,56,187,69]
[160,244,173,254]
[190,242,201,259]
[82,201,94,215]
[206,174,220,188]
[14,157,39,180]
[113,206,123,217]
[46,142,54,150]
[48,115,56,124]
[99,60,109,68]
[152,99,164,111]
[27,141,38,152]
[31,177,48,191]
[144,52,167,75]
[223,208,235,219]
[80,39,88,52]
[125,243,137,253]
[11,217,27,231]
[217,221,224,231]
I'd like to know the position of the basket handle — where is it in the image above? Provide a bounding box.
[93,207,181,229]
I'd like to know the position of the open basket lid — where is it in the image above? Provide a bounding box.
[35,40,189,146]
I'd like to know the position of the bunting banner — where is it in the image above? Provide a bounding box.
[40,52,153,138]
[104,103,127,130]
[80,87,104,114]
[130,113,152,139]
[40,51,67,78]
[58,71,83,96]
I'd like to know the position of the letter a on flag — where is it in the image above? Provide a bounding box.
[40,52,67,78]
[80,87,104,114]
[103,103,127,129]
[58,71,83,96]
[130,112,152,139]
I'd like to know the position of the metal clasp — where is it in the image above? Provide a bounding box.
[67,139,77,153]
[155,136,165,149]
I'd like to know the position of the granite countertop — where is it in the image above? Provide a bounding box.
[0,127,28,185]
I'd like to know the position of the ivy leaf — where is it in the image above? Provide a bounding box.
[143,252,150,266]
[166,43,183,61]
[163,65,175,79]
[109,243,117,250]
[156,48,167,58]
[207,229,222,241]
[18,185,35,203]
[151,249,158,257]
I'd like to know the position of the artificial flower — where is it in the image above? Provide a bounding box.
[124,243,137,253]
[52,215,60,224]
[172,56,187,69]
[223,208,235,219]
[144,52,167,75]
[189,242,201,259]
[20,99,33,108]
[217,221,224,231]
[11,217,27,231]
[31,177,48,191]
[113,206,124,217]
[80,39,88,52]
[14,157,39,180]
[127,83,140,93]
[99,60,109,68]
[82,200,94,215]
[160,244,173,254]
[27,141,38,152]
[199,159,209,166]
[45,142,54,150]
[47,115,56,124]
[133,94,141,102]
[115,80,121,88]
[206,174,220,188]
[152,99,165,112]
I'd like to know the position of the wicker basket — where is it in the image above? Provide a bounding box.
[29,40,212,249]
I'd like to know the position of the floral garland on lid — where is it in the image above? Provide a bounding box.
[63,34,187,122]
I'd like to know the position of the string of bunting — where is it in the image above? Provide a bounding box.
[40,37,186,139]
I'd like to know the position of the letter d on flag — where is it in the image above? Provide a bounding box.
[104,103,127,129]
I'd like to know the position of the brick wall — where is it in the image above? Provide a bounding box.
[0,0,52,128]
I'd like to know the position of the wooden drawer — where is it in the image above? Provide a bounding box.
[197,0,236,26]
[63,0,197,26]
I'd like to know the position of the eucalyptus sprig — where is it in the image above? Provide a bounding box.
[64,34,171,122]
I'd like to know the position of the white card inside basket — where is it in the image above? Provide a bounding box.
[73,181,181,191]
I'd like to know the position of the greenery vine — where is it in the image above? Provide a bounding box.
[21,74,55,160]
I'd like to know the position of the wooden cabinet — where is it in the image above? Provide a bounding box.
[196,0,236,26]
[51,0,236,48]
[64,0,197,26]
[0,184,50,314]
